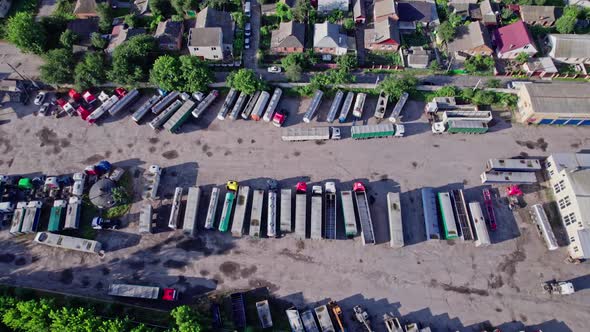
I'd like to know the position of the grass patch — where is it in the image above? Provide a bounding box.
[103,171,133,220]
[365,51,403,66]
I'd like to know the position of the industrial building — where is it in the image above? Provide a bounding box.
[544,153,590,259]
[516,83,590,125]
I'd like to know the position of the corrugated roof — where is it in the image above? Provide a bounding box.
[524,57,557,73]
[493,20,535,53]
[196,7,234,45]
[364,17,400,47]
[397,1,439,23]
[271,21,305,49]
[549,34,590,59]
[188,27,222,47]
[523,83,590,115]
[353,0,366,19]
[447,21,492,53]
[479,0,497,24]
[314,22,347,49]
[520,5,558,23]
[155,20,183,46]
[374,0,397,17]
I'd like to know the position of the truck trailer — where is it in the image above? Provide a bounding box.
[338,92,355,123]
[324,182,337,239]
[205,187,220,229]
[250,189,265,237]
[485,158,541,172]
[256,300,273,328]
[168,187,183,229]
[132,94,161,123]
[267,180,278,238]
[219,181,238,232]
[139,204,153,234]
[326,90,344,123]
[149,99,183,130]
[280,189,292,233]
[229,93,249,120]
[241,91,261,119]
[374,91,389,119]
[231,186,250,237]
[286,308,305,332]
[108,89,140,115]
[303,90,324,123]
[389,92,409,123]
[151,91,179,115]
[21,201,42,234]
[351,123,401,139]
[87,94,119,123]
[387,192,404,248]
[301,310,320,332]
[314,305,336,332]
[192,90,220,118]
[354,182,376,245]
[9,202,27,235]
[421,188,440,240]
[281,127,341,142]
[341,191,358,238]
[108,284,178,301]
[217,88,238,120]
[310,185,323,240]
[142,165,162,200]
[251,91,270,121]
[163,99,196,133]
[262,88,283,122]
[480,171,537,184]
[295,182,307,239]
[183,187,201,237]
[48,200,67,232]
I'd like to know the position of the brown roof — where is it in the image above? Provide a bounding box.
[364,17,400,47]
[520,5,560,24]
[479,0,497,24]
[188,27,222,47]
[196,7,234,45]
[155,20,183,46]
[447,21,492,53]
[107,26,146,53]
[74,0,109,15]
[374,0,397,17]
[67,17,99,45]
[271,21,305,49]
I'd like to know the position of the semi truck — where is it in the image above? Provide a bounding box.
[132,94,161,123]
[241,91,261,119]
[256,300,273,328]
[21,201,42,234]
[280,189,292,233]
[326,90,344,123]
[183,187,201,237]
[219,181,239,232]
[48,200,67,232]
[387,192,404,248]
[351,124,404,139]
[217,88,238,120]
[301,310,320,332]
[108,89,140,115]
[267,179,278,237]
[87,94,119,123]
[352,93,367,118]
[341,191,358,238]
[374,91,389,119]
[151,91,179,115]
[325,182,337,240]
[250,189,264,237]
[432,120,488,134]
[108,283,178,301]
[310,185,323,240]
[205,187,220,229]
[314,305,336,332]
[295,182,307,239]
[251,91,270,121]
[231,186,250,237]
[389,92,409,123]
[262,88,283,122]
[229,93,249,120]
[192,90,220,118]
[303,90,324,123]
[353,182,376,245]
[10,202,27,235]
[338,92,355,123]
[163,99,196,133]
[281,127,341,141]
[149,99,183,130]
[168,187,183,229]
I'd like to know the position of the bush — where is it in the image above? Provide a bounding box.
[464,55,494,74]
[5,12,46,54]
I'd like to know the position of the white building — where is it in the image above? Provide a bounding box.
[545,153,590,259]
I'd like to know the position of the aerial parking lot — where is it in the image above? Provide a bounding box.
[0,94,589,332]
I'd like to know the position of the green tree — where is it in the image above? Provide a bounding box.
[471,89,496,106]
[179,55,214,93]
[5,12,46,54]
[172,0,198,14]
[486,78,501,88]
[108,35,157,85]
[124,14,139,28]
[434,86,459,97]
[501,8,516,21]
[226,69,266,94]
[149,0,172,17]
[2,299,53,331]
[150,55,183,91]
[231,11,246,29]
[327,9,345,24]
[464,55,494,73]
[75,52,107,91]
[555,6,580,34]
[343,18,355,31]
[436,21,455,42]
[171,305,203,332]
[337,54,358,71]
[514,52,530,64]
[448,13,463,27]
[378,75,418,100]
[59,29,79,49]
[285,63,302,81]
[49,306,101,331]
[276,2,294,22]
[91,32,108,49]
[293,0,312,23]
[97,2,113,32]
[40,49,74,85]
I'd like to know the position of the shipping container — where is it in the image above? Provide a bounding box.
[340,191,358,237]
[314,305,335,332]
[351,124,395,139]
[250,189,264,237]
[267,189,277,237]
[109,89,140,115]
[387,192,404,248]
[139,204,153,234]
[352,93,367,118]
[480,171,537,184]
[389,92,409,123]
[231,186,250,237]
[338,92,354,123]
[469,202,491,247]
[192,90,220,118]
[295,188,307,239]
[451,189,473,241]
[205,187,220,229]
[34,232,103,255]
[282,127,340,141]
[168,187,183,229]
[280,189,292,233]
[163,99,196,133]
[324,182,337,240]
[438,192,459,240]
[421,188,440,240]
[354,182,375,245]
[132,94,162,123]
[219,191,235,232]
[9,202,27,235]
[310,186,322,240]
[286,308,305,332]
[530,204,558,250]
[301,310,320,332]
[183,187,201,237]
[48,200,67,232]
[374,91,389,119]
[229,93,249,120]
[262,88,283,122]
[256,300,273,328]
[446,120,488,134]
[64,196,81,230]
[241,91,261,119]
[150,99,183,130]
[326,90,344,123]
[303,90,324,123]
[151,91,179,115]
[485,158,541,172]
[251,91,270,121]
[217,88,238,120]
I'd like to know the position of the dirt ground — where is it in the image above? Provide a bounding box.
[0,94,589,332]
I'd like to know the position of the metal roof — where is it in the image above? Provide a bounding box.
[548,34,590,59]
[522,83,590,115]
[271,21,305,49]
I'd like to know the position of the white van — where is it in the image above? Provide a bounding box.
[245,1,251,17]
[507,81,533,89]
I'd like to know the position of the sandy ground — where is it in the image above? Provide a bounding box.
[0,94,589,332]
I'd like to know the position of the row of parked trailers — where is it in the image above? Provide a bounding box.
[480,158,541,184]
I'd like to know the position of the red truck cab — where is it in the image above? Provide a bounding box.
[115,87,127,98]
[161,288,178,301]
[296,182,307,194]
[77,106,92,120]
[69,89,82,102]
[83,91,96,104]
[272,109,287,127]
[353,182,366,192]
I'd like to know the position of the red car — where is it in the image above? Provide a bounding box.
[114,87,127,98]
[77,106,92,120]
[68,89,82,102]
[82,91,96,104]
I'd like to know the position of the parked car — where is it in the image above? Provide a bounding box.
[91,217,121,230]
[38,103,50,116]
[267,66,282,73]
[245,23,251,36]
[245,38,250,49]
[34,92,46,106]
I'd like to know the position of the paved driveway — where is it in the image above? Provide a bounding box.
[37,0,57,18]
[242,0,261,70]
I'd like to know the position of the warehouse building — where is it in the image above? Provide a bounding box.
[545,153,590,259]
[517,83,590,125]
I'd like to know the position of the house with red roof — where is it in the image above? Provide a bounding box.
[492,20,537,59]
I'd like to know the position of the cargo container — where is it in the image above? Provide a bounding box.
[387,192,404,248]
[139,204,153,234]
[530,204,558,250]
[64,196,81,230]
[286,308,305,332]
[351,124,396,139]
[231,293,247,328]
[310,185,322,240]
[389,92,409,123]
[480,171,537,184]
[353,182,375,245]
[281,127,341,141]
[469,202,491,247]
[183,187,201,237]
[20,201,42,234]
[301,310,320,332]
[280,189,292,233]
[192,90,220,118]
[167,187,183,229]
[326,90,344,123]
[421,188,440,240]
[241,91,261,119]
[324,182,337,240]
[256,300,273,328]
[219,181,239,232]
[231,186,250,237]
[485,158,541,172]
[132,94,162,123]
[151,91,179,115]
[205,187,220,229]
[229,93,249,120]
[483,189,497,231]
[217,88,238,120]
[433,120,488,134]
[451,189,473,240]
[262,88,283,122]
[142,165,162,200]
[150,99,183,130]
[109,89,140,115]
[314,305,335,332]
[374,91,389,119]
[108,284,177,301]
[48,200,67,232]
[9,202,27,235]
[251,91,270,121]
[250,189,264,237]
[341,191,358,238]
[87,94,119,123]
[34,232,103,255]
[442,110,492,123]
[438,192,459,240]
[163,99,196,133]
[352,93,367,118]
[338,92,355,123]
[295,182,307,239]
[267,183,277,238]
[303,90,324,123]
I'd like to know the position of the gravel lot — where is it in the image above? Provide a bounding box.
[0,94,589,331]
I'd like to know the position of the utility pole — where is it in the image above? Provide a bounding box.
[1,56,39,89]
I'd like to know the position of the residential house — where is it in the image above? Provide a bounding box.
[374,0,398,23]
[74,0,110,18]
[516,83,590,125]
[313,21,355,57]
[523,57,558,78]
[155,20,184,51]
[67,17,100,52]
[317,0,349,13]
[271,21,305,54]
[0,0,11,18]
[132,0,150,15]
[188,7,235,60]
[364,17,401,52]
[520,5,561,26]
[478,0,498,26]
[407,46,431,68]
[353,0,366,24]
[106,25,146,54]
[447,22,493,57]
[397,0,440,31]
[493,20,537,59]
[547,34,590,64]
[449,0,479,20]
